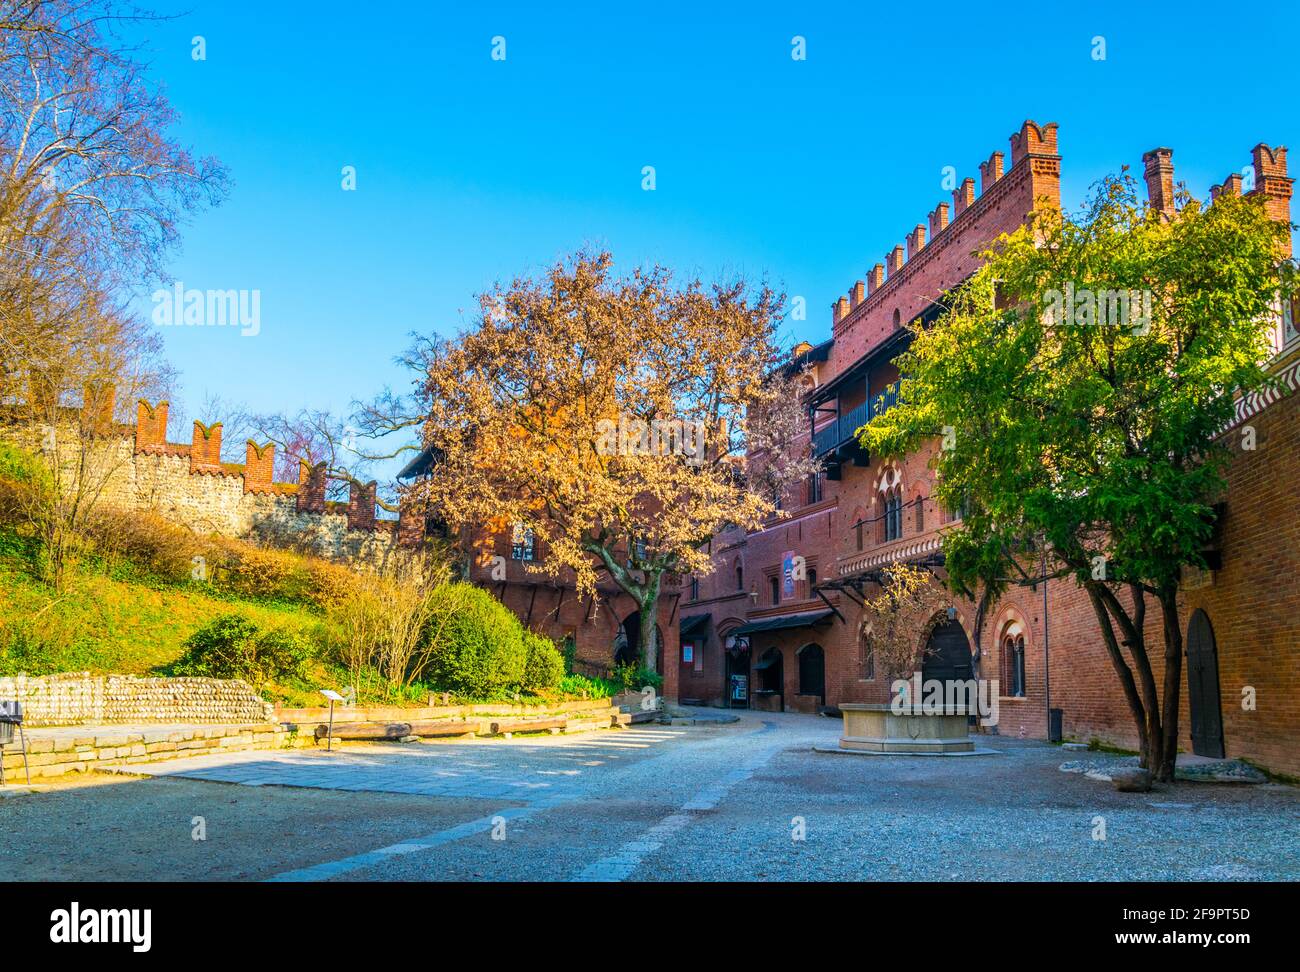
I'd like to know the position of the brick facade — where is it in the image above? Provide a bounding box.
[670,120,1300,779]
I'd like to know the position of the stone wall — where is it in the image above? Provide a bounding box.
[0,673,275,726]
[0,406,407,569]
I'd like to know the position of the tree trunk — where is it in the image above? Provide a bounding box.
[1084,581,1151,763]
[636,573,662,673]
[583,539,664,674]
[1155,587,1185,783]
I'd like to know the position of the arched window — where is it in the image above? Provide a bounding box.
[860,628,875,680]
[884,489,903,541]
[892,308,901,329]
[690,576,700,601]
[915,492,926,533]
[735,559,743,591]
[1001,631,1026,697]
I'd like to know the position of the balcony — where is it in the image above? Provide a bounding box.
[812,380,901,458]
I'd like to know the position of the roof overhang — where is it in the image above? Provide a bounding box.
[732,609,834,636]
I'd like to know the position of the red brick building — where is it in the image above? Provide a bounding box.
[666,121,1300,778]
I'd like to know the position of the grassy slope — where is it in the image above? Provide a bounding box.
[0,528,331,705]
[0,530,617,709]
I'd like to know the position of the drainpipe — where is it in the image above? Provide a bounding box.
[1041,541,1052,739]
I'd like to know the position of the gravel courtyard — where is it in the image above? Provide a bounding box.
[2,711,1296,882]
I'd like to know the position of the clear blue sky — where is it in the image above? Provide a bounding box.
[134,0,1298,458]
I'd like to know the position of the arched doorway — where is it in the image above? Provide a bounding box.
[798,644,825,704]
[616,612,664,675]
[1186,609,1225,758]
[922,618,973,683]
[722,631,751,709]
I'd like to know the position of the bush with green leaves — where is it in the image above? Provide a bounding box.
[165,614,313,686]
[422,583,528,697]
[522,631,564,692]
[558,672,618,699]
[610,661,662,694]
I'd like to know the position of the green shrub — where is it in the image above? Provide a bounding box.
[0,441,48,487]
[558,672,617,699]
[610,661,662,694]
[422,583,527,697]
[165,614,313,686]
[522,631,564,692]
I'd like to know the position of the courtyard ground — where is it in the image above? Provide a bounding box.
[1,711,1296,882]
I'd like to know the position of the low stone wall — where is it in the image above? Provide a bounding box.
[4,724,286,779]
[0,673,275,727]
[275,697,620,726]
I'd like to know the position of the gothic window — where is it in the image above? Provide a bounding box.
[1002,632,1026,697]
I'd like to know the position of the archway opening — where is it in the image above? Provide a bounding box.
[922,618,973,684]
[798,643,825,704]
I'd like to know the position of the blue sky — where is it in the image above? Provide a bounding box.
[134,0,1298,461]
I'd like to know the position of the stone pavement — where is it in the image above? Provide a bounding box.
[112,725,692,801]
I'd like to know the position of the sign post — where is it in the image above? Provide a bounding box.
[320,690,345,752]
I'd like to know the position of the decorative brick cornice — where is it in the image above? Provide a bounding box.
[836,535,943,577]
[1226,351,1300,431]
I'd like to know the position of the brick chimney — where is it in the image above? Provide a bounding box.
[979,151,1005,192]
[135,400,169,453]
[867,264,885,295]
[849,280,865,308]
[1009,120,1059,166]
[906,224,927,260]
[297,460,327,513]
[1248,144,1293,257]
[1209,173,1244,203]
[928,202,950,238]
[190,421,223,474]
[243,440,275,493]
[952,178,975,216]
[1141,147,1175,217]
[347,480,378,531]
[887,244,905,276]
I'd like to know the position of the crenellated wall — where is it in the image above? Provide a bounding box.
[4,393,412,566]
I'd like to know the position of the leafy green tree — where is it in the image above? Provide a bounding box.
[863,174,1293,781]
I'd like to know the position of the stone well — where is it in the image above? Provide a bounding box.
[838,703,976,754]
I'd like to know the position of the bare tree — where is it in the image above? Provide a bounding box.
[0,1,226,587]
